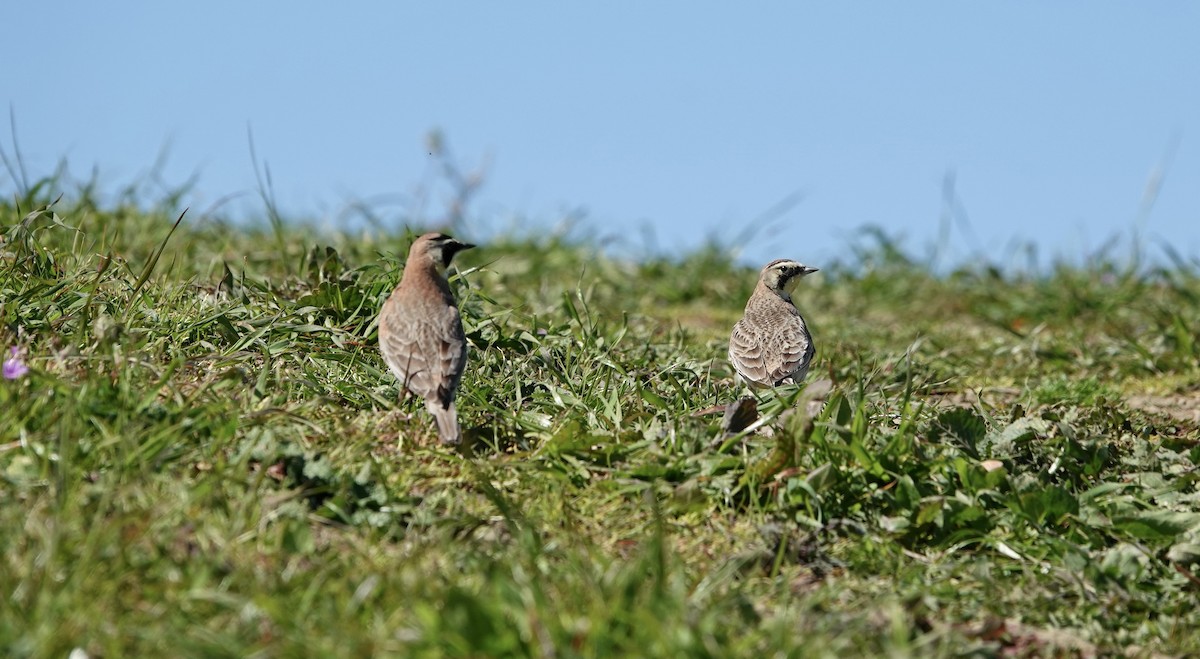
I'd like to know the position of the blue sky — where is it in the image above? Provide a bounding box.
[4,3,1198,269]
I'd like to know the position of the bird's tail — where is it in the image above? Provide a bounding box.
[428,399,462,445]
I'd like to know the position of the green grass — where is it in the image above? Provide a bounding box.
[2,178,1200,657]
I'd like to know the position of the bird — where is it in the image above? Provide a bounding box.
[728,258,819,388]
[378,232,475,445]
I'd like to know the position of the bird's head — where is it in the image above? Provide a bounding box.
[410,232,476,274]
[759,259,818,298]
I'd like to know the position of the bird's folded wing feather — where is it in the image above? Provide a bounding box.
[431,305,467,408]
[729,321,770,384]
[772,314,814,382]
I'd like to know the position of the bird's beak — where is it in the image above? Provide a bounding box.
[448,241,475,258]
[803,266,819,275]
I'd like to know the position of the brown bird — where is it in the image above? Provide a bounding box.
[728,259,819,388]
[378,232,475,445]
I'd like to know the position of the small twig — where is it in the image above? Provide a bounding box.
[1175,563,1200,590]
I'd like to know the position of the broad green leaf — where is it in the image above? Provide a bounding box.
[1112,510,1200,543]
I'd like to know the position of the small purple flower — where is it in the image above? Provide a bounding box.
[3,346,28,380]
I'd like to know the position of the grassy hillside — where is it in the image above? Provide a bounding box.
[2,183,1199,657]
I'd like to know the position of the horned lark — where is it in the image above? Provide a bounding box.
[379,232,475,445]
[728,259,819,388]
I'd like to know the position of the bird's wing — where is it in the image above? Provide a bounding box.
[768,313,814,384]
[429,304,468,409]
[728,320,772,386]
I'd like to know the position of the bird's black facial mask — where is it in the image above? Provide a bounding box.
[427,234,475,269]
[440,240,475,268]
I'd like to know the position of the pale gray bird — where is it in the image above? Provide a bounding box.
[728,259,819,388]
[379,232,475,444]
